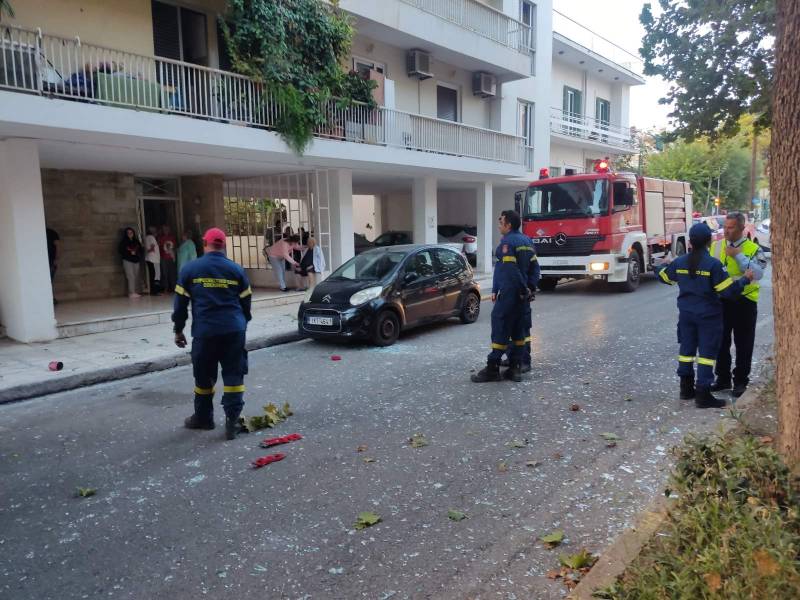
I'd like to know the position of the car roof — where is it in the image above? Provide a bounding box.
[359,243,461,254]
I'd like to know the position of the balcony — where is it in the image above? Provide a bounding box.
[550,108,636,153]
[0,25,525,167]
[338,0,533,80]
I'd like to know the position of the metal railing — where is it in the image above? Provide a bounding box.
[552,10,644,76]
[549,107,635,151]
[0,24,525,165]
[399,0,533,54]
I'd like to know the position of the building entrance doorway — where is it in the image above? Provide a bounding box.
[136,177,182,293]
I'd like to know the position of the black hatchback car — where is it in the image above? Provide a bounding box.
[298,245,482,346]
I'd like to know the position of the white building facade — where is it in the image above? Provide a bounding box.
[0,0,640,343]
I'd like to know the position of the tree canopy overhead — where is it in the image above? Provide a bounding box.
[640,0,775,140]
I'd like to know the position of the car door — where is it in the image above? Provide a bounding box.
[433,247,466,314]
[399,250,442,325]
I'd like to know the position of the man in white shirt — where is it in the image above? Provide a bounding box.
[145,226,162,296]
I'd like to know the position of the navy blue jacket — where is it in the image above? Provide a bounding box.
[492,230,540,294]
[656,250,748,318]
[172,251,252,338]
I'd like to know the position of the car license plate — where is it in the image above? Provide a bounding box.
[307,316,333,326]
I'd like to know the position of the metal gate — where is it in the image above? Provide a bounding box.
[223,171,332,273]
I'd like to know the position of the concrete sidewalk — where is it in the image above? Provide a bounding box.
[0,301,302,404]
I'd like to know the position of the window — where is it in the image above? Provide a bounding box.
[353,57,386,78]
[434,248,464,274]
[520,1,536,74]
[151,1,208,65]
[436,85,459,122]
[524,180,609,220]
[563,86,582,117]
[549,166,561,177]
[518,101,535,148]
[596,98,611,125]
[406,250,436,279]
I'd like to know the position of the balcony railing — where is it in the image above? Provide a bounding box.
[399,0,533,54]
[0,25,525,166]
[550,107,635,152]
[553,10,643,76]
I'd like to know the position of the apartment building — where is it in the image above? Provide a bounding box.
[0,0,638,344]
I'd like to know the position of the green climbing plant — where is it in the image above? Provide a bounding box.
[220,0,377,154]
[0,0,15,21]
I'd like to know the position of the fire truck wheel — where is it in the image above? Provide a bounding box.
[538,277,558,292]
[616,249,641,293]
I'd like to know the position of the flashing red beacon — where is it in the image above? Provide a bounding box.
[593,157,611,173]
[539,167,549,179]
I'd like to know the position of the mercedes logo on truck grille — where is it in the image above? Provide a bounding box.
[554,232,568,246]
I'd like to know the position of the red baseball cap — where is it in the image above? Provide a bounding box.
[203,227,227,248]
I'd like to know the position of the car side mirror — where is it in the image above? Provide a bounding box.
[403,272,418,284]
[514,190,524,215]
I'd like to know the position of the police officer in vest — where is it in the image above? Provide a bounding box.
[472,210,537,383]
[172,228,253,440]
[709,212,766,398]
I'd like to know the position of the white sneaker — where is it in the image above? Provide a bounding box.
[129,293,142,298]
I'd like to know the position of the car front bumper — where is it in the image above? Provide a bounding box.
[538,253,629,282]
[298,302,375,339]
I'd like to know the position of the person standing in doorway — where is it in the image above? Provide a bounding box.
[118,227,143,298]
[46,227,60,305]
[144,226,162,296]
[177,231,198,274]
[173,228,252,441]
[265,235,300,292]
[159,225,178,293]
[709,212,767,398]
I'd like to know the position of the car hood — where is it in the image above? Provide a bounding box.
[308,279,387,304]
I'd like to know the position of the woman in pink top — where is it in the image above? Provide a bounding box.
[264,235,300,291]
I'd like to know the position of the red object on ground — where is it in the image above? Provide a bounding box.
[331,355,342,361]
[48,361,63,371]
[252,453,286,469]
[260,433,303,448]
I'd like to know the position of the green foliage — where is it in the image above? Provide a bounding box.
[220,0,376,154]
[354,511,381,530]
[597,433,800,598]
[240,402,293,432]
[640,0,775,139]
[0,1,14,21]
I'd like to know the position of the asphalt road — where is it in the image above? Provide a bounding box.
[0,271,774,600]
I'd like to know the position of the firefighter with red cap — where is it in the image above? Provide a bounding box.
[172,227,252,440]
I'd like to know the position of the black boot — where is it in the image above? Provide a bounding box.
[224,409,243,440]
[679,376,695,400]
[710,379,732,392]
[185,396,214,430]
[503,364,523,382]
[500,358,511,367]
[184,414,215,430]
[520,363,532,374]
[471,363,502,382]
[732,382,748,398]
[695,388,726,409]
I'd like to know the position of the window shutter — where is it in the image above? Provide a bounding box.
[152,1,181,60]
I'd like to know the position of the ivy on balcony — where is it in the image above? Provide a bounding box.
[220,0,376,154]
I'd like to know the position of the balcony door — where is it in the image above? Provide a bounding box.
[152,1,209,66]
[562,86,582,136]
[596,98,611,142]
[436,85,459,122]
[518,101,535,171]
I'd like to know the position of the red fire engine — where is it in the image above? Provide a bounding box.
[516,158,692,292]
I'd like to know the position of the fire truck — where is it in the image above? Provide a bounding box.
[516,159,692,292]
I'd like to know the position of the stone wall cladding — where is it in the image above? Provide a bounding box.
[181,175,225,242]
[42,170,139,301]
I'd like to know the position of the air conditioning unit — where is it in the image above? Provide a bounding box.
[407,50,433,80]
[472,72,497,98]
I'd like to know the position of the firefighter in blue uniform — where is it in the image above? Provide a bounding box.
[472,210,537,383]
[655,223,754,408]
[172,227,252,440]
[502,237,540,372]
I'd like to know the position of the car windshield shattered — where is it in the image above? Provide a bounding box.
[328,251,406,281]
[523,180,609,220]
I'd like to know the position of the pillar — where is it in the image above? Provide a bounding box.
[0,139,58,342]
[328,168,354,269]
[476,181,494,274]
[412,176,437,244]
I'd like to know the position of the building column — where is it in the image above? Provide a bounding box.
[476,181,494,274]
[0,139,58,342]
[328,168,354,270]
[412,176,437,244]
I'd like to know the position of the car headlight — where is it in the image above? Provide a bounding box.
[349,286,383,306]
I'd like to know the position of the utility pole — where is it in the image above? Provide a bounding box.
[749,132,758,213]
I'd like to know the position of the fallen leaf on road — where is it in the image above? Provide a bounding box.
[625,396,633,402]
[409,434,428,448]
[354,511,381,530]
[552,452,563,460]
[363,457,376,463]
[357,445,368,452]
[498,462,509,473]
[703,572,722,592]
[606,441,618,448]
[753,549,780,576]
[526,460,541,468]
[560,549,596,570]
[546,569,562,580]
[509,439,528,448]
[448,510,467,522]
[540,530,565,547]
[76,487,96,498]
[759,436,774,445]
[569,404,581,412]
[600,432,621,442]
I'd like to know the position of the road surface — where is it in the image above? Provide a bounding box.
[0,271,774,599]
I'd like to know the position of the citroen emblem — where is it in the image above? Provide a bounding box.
[555,233,568,246]
[322,294,331,303]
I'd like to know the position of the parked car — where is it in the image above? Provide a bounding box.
[298,245,481,346]
[373,230,413,248]
[755,218,771,252]
[437,225,478,266]
[354,233,374,254]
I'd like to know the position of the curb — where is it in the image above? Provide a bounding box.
[567,383,764,599]
[0,330,304,405]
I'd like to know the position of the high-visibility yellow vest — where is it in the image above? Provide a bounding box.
[710,238,760,302]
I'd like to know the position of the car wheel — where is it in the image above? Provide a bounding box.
[459,292,481,324]
[538,277,558,292]
[372,310,400,346]
[615,249,641,293]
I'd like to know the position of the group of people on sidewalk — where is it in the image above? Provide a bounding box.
[263,227,326,292]
[119,225,197,298]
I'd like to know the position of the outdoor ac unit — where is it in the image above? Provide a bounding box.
[407,50,433,80]
[472,72,497,98]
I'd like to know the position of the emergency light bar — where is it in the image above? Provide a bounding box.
[539,167,549,179]
[593,157,611,173]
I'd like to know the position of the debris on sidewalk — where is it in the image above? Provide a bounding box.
[240,402,293,432]
[252,453,286,469]
[75,487,96,498]
[48,361,63,372]
[448,510,467,522]
[259,433,302,448]
[354,511,381,530]
[408,433,428,448]
[540,530,565,548]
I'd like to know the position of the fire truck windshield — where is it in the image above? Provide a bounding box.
[523,180,609,220]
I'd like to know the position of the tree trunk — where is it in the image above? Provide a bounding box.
[773,0,800,465]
